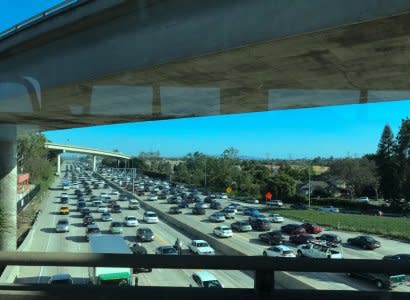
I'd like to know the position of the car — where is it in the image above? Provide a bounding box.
[124,216,138,227]
[347,272,406,289]
[119,194,129,201]
[55,219,69,233]
[143,211,159,223]
[224,205,238,214]
[192,206,206,215]
[190,271,223,288]
[281,224,306,235]
[269,214,284,223]
[60,196,69,204]
[92,199,103,207]
[250,214,270,222]
[80,207,91,216]
[250,219,271,231]
[86,224,101,241]
[297,241,343,258]
[195,202,209,209]
[131,243,152,273]
[209,212,226,222]
[83,215,95,226]
[59,206,69,215]
[289,234,317,244]
[230,221,252,232]
[97,205,108,213]
[111,204,122,213]
[147,194,158,201]
[111,190,120,196]
[178,201,190,208]
[382,254,410,262]
[221,208,235,219]
[110,221,123,234]
[318,206,340,213]
[48,274,74,285]
[169,206,182,214]
[128,199,140,210]
[213,225,233,238]
[347,235,381,249]
[362,208,384,216]
[243,208,260,216]
[155,246,178,255]
[210,201,222,210]
[100,192,108,198]
[317,233,342,246]
[263,245,295,257]
[189,240,215,255]
[259,231,283,245]
[266,200,283,208]
[108,200,118,208]
[356,196,370,202]
[100,212,112,221]
[136,227,155,242]
[302,223,323,234]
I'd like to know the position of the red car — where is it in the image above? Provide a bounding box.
[289,234,317,244]
[302,223,323,234]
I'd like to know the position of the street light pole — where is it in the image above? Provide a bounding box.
[308,163,311,208]
[204,159,207,188]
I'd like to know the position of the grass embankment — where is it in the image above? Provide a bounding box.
[271,209,410,242]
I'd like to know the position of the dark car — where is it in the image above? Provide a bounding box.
[243,208,260,216]
[210,201,222,210]
[83,215,95,226]
[259,231,283,245]
[250,219,271,231]
[169,206,182,214]
[281,224,306,235]
[155,246,178,255]
[131,243,152,272]
[302,223,323,234]
[192,206,206,215]
[347,235,381,250]
[362,209,384,216]
[291,202,307,209]
[347,272,406,289]
[60,197,69,204]
[77,201,86,211]
[178,201,189,209]
[159,193,167,200]
[80,207,91,216]
[383,254,410,262]
[289,234,317,244]
[111,204,122,213]
[136,228,155,242]
[317,233,342,246]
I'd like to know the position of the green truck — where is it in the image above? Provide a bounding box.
[88,235,135,286]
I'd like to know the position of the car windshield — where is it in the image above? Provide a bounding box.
[203,280,222,288]
[364,236,376,242]
[163,247,177,254]
[146,213,156,217]
[197,242,209,248]
[57,220,68,225]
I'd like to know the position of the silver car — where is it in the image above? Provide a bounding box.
[55,219,69,233]
[209,212,226,222]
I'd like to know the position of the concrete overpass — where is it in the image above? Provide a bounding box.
[45,142,131,174]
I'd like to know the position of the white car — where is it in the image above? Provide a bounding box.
[221,193,228,199]
[147,195,158,201]
[111,190,120,195]
[124,216,139,227]
[356,196,370,203]
[190,271,223,288]
[189,240,215,255]
[143,211,159,223]
[213,226,233,238]
[100,192,108,198]
[270,214,284,223]
[128,199,140,210]
[97,205,108,213]
[263,245,295,257]
[266,200,283,208]
[318,206,340,213]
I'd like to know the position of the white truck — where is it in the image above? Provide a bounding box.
[297,242,343,259]
[88,235,135,286]
[188,240,215,255]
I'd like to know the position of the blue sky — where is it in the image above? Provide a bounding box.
[2,1,410,158]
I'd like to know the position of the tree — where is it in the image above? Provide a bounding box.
[264,173,296,199]
[396,119,410,205]
[374,124,401,202]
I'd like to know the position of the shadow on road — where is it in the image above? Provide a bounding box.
[248,238,267,246]
[65,236,86,243]
[40,228,56,234]
[71,223,84,228]
[123,235,135,243]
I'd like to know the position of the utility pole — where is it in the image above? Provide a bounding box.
[308,161,312,208]
[204,159,207,188]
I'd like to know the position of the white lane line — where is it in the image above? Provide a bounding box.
[37,198,57,284]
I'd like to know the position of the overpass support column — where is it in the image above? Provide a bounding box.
[57,153,61,175]
[0,125,17,251]
[93,156,97,172]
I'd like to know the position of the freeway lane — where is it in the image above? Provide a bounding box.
[16,167,254,288]
[129,185,410,292]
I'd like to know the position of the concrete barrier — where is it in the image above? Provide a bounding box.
[95,173,316,289]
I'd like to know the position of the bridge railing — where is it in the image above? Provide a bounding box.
[0,251,408,300]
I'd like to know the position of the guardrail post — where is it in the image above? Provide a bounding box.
[254,269,274,293]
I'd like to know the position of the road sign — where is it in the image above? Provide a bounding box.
[265,192,272,201]
[226,187,232,194]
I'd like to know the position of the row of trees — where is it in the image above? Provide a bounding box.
[375,119,410,207]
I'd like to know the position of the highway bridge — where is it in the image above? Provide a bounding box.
[44,142,131,174]
[0,0,410,299]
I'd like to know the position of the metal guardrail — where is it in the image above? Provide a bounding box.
[0,252,408,300]
[0,0,92,42]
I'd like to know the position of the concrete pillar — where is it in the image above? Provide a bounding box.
[93,156,97,172]
[0,125,17,251]
[57,153,61,175]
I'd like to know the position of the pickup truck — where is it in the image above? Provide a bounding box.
[188,240,215,255]
[297,242,343,259]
